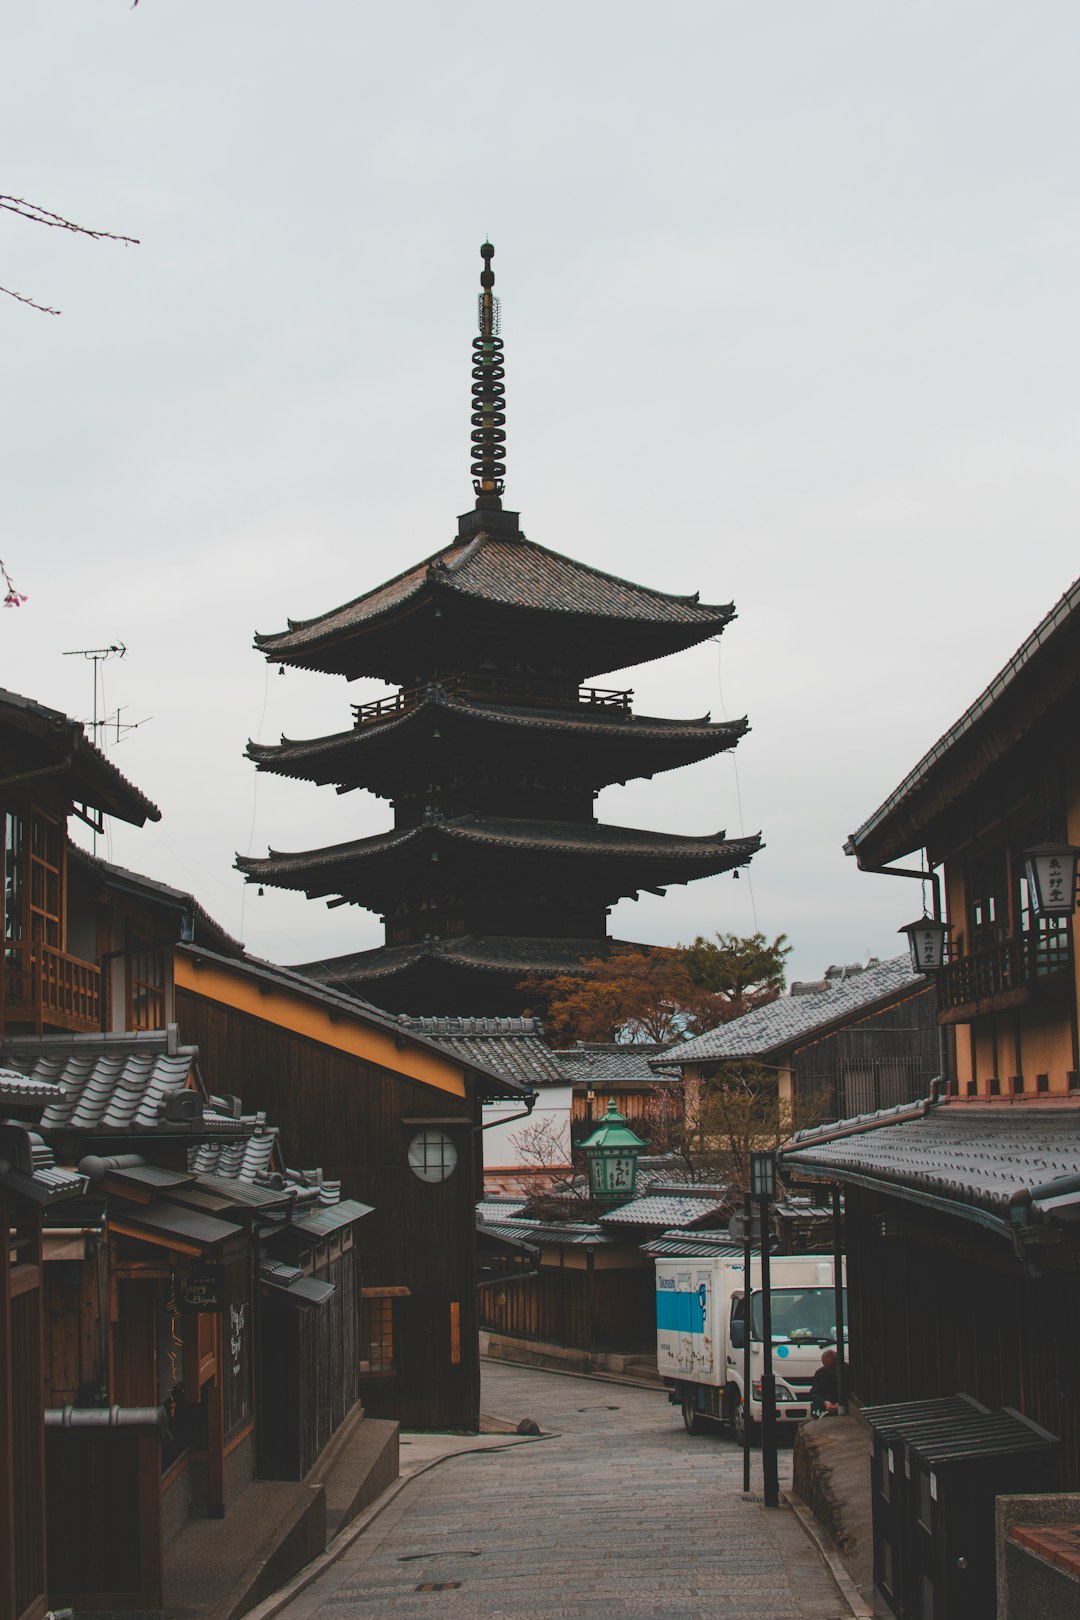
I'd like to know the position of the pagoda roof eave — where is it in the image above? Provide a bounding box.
[254,532,734,675]
[245,694,749,787]
[295,935,652,986]
[235,817,762,901]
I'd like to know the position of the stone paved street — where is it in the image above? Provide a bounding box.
[276,1363,850,1620]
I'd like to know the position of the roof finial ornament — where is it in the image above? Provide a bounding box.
[471,241,506,511]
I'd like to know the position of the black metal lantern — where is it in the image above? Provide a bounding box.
[749,1150,777,1201]
[898,915,952,974]
[1023,844,1080,918]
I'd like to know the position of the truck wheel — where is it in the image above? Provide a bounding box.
[730,1392,758,1448]
[681,1390,707,1435]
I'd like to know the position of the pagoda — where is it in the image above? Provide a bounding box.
[238,244,761,1014]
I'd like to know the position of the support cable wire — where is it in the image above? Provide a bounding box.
[714,637,758,931]
[239,664,271,942]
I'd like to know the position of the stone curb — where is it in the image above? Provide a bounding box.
[785,1488,875,1618]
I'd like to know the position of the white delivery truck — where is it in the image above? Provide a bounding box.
[655,1247,847,1441]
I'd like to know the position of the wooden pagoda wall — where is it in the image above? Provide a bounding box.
[844,1183,1080,1488]
[176,987,482,1432]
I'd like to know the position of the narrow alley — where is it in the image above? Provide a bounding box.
[266,1364,850,1620]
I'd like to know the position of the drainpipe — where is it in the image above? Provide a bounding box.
[852,856,951,1093]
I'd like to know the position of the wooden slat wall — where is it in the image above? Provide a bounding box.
[791,987,940,1125]
[177,988,480,1431]
[845,1185,1080,1488]
[479,1264,655,1353]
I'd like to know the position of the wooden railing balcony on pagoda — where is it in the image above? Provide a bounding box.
[1,941,102,1034]
[937,925,1074,1023]
[352,675,634,728]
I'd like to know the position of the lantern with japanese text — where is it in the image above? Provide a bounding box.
[579,1101,649,1205]
[898,915,952,974]
[1023,844,1080,919]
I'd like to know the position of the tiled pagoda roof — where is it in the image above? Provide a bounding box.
[246,686,747,792]
[253,531,735,680]
[238,817,760,901]
[297,934,631,988]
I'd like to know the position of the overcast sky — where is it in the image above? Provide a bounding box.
[3,2,1078,990]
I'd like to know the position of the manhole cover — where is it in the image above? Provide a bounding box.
[416,1582,462,1592]
[742,1492,764,1503]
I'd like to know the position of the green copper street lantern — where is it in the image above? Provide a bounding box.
[579,1101,649,1205]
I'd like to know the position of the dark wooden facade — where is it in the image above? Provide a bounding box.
[843,1183,1080,1488]
[257,1224,361,1479]
[0,1185,47,1620]
[176,978,490,1431]
[790,991,941,1126]
[478,1256,655,1354]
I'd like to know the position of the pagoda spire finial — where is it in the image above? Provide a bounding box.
[471,241,506,511]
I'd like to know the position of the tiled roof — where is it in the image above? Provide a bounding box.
[69,847,244,957]
[782,1103,1080,1224]
[239,816,760,891]
[0,686,160,827]
[255,533,734,656]
[668,955,926,1063]
[554,1043,680,1083]
[247,690,745,785]
[0,1069,66,1104]
[477,1198,529,1221]
[298,934,636,988]
[640,1232,744,1258]
[847,574,1080,867]
[1,1033,248,1138]
[400,1017,563,1090]
[599,1190,732,1228]
[189,1124,277,1183]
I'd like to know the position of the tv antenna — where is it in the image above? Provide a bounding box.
[62,643,127,743]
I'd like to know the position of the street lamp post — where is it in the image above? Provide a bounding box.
[750,1150,779,1509]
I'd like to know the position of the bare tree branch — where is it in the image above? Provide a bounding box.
[0,282,59,315]
[0,195,139,245]
[1,192,140,314]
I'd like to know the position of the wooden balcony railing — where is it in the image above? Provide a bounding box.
[2,941,102,1034]
[938,925,1073,1018]
[352,675,633,728]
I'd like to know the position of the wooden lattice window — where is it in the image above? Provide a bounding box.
[127,942,167,1031]
[28,811,62,947]
[359,1298,394,1375]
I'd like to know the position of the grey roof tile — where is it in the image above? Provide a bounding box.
[599,1191,732,1228]
[554,1043,680,1083]
[255,535,733,656]
[669,954,926,1063]
[400,1016,563,1089]
[782,1103,1080,1220]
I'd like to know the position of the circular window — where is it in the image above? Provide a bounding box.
[408,1129,458,1184]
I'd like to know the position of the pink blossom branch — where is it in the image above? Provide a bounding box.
[1,559,27,608]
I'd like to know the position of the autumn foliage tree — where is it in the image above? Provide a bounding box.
[523,933,791,1047]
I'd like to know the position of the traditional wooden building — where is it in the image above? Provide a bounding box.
[0,687,161,1036]
[172,945,531,1430]
[239,244,759,1014]
[668,954,939,1129]
[783,573,1080,1486]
